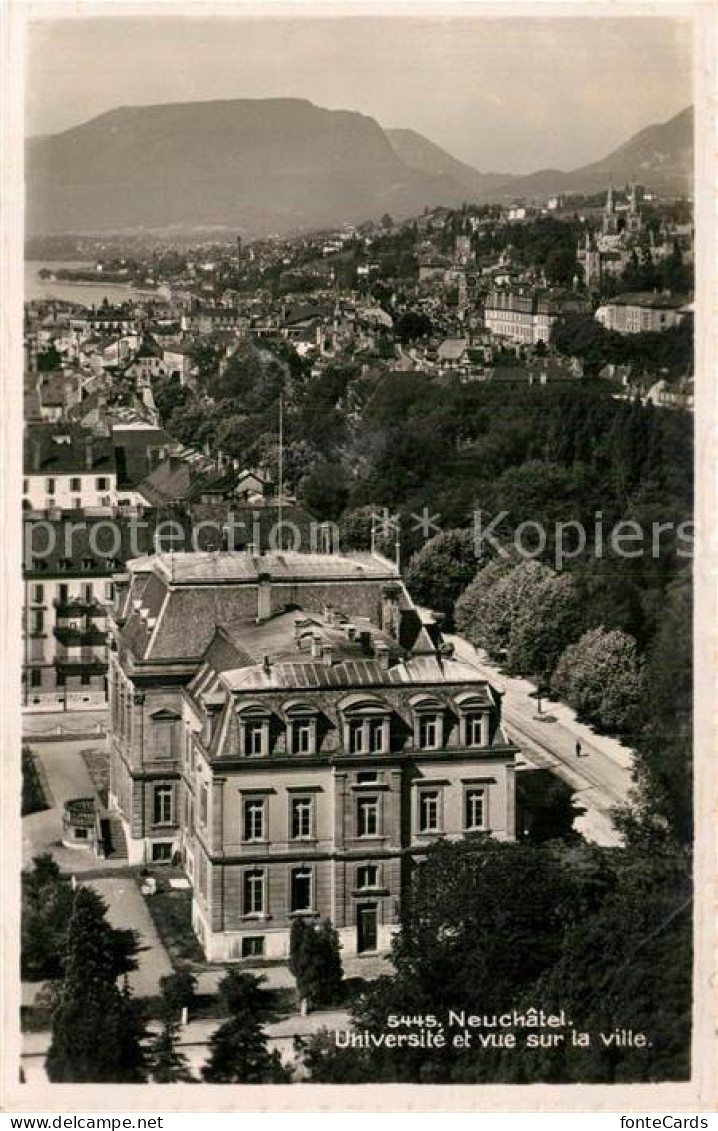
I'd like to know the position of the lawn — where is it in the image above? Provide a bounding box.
[141,883,206,966]
[79,746,110,808]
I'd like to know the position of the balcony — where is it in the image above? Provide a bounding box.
[54,659,108,675]
[53,598,107,618]
[53,625,108,647]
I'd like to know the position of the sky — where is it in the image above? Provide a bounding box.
[25,9,693,173]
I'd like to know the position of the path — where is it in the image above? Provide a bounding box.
[447,635,634,846]
[86,876,174,998]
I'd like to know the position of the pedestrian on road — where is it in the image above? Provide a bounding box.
[575,740,582,758]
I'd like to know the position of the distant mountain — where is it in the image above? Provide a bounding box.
[386,128,508,197]
[26,100,693,238]
[491,107,693,200]
[26,98,471,237]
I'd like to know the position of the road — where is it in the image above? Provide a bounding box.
[447,635,634,846]
[20,1008,351,1083]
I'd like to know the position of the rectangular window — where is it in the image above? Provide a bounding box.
[46,478,55,495]
[70,477,81,492]
[418,790,440,834]
[30,669,42,688]
[96,477,109,491]
[243,869,265,916]
[465,789,486,832]
[291,797,312,840]
[357,770,380,784]
[244,721,265,757]
[291,720,314,755]
[58,584,69,604]
[32,585,44,604]
[357,796,379,838]
[243,797,266,842]
[348,718,363,754]
[31,610,44,634]
[242,936,265,958]
[199,783,208,826]
[153,721,177,760]
[466,713,484,747]
[290,867,312,913]
[369,719,385,753]
[151,842,172,863]
[357,864,379,890]
[418,714,440,750]
[105,582,114,601]
[153,784,173,826]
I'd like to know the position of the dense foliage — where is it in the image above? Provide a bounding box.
[202,970,290,1083]
[46,887,148,1083]
[297,838,691,1084]
[289,917,344,1009]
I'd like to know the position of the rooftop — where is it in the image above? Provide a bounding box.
[150,550,398,586]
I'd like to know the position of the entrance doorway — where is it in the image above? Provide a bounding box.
[357,902,378,953]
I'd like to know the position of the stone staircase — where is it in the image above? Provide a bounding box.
[102,815,128,860]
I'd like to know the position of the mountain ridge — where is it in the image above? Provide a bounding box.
[26,98,693,237]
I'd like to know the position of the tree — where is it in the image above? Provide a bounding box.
[622,570,692,844]
[46,888,147,1083]
[300,840,692,1084]
[507,570,581,681]
[395,311,432,345]
[202,970,290,1083]
[404,529,478,626]
[21,855,74,980]
[289,918,344,1010]
[456,560,579,679]
[551,626,641,734]
[297,461,348,521]
[149,1016,194,1083]
[159,969,197,1021]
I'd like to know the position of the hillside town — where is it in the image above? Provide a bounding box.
[21,182,695,1086]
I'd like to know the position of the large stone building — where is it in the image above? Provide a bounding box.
[483,289,558,345]
[595,292,689,334]
[107,550,518,961]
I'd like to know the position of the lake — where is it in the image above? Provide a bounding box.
[25,261,157,306]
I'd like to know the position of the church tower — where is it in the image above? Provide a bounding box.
[625,180,642,236]
[602,180,619,237]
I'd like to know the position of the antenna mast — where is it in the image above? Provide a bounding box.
[278,394,283,548]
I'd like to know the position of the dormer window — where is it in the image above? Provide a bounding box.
[236,703,271,758]
[340,695,390,756]
[284,701,319,756]
[454,692,491,748]
[411,695,445,751]
[419,714,441,750]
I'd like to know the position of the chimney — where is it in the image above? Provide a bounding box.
[321,643,335,666]
[85,437,94,470]
[256,573,271,622]
[310,635,323,659]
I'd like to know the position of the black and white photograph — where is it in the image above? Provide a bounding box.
[3,0,714,1112]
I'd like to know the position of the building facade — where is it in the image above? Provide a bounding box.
[483,289,557,345]
[107,551,518,960]
[595,292,687,334]
[24,425,117,512]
